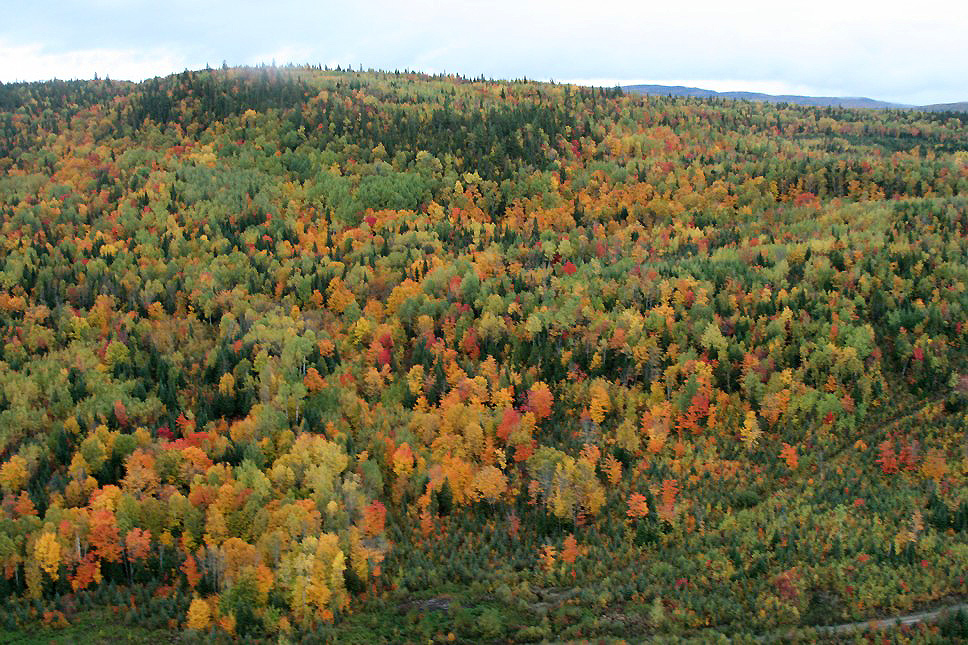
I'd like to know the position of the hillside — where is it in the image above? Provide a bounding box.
[0,66,966,643]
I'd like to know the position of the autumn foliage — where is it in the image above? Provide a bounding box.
[0,65,965,641]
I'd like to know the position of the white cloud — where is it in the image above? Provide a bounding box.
[0,39,189,83]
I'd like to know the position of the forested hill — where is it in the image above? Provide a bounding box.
[1,66,966,643]
[920,101,968,113]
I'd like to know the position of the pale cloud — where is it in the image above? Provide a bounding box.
[0,39,189,82]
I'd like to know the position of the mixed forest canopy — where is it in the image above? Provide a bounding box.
[0,65,966,642]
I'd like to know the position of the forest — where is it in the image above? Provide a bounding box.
[0,65,966,643]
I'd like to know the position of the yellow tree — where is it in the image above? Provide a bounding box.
[588,380,611,424]
[34,532,61,580]
[472,466,508,503]
[121,450,160,498]
[0,456,29,493]
[186,596,212,629]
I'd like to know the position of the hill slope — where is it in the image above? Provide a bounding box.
[0,67,966,642]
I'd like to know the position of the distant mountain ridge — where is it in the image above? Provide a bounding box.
[622,84,967,112]
[918,101,968,113]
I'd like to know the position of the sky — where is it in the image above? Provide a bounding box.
[1,0,966,105]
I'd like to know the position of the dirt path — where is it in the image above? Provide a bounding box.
[815,601,967,635]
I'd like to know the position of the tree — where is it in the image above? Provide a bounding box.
[921,448,947,481]
[877,440,899,475]
[362,500,386,537]
[588,380,610,424]
[644,402,673,454]
[561,534,580,564]
[121,450,160,497]
[218,372,236,396]
[658,479,678,523]
[528,381,554,421]
[125,527,152,563]
[182,550,203,589]
[538,544,556,571]
[472,466,507,503]
[303,367,326,392]
[780,443,798,470]
[627,493,649,519]
[740,410,762,449]
[89,508,122,563]
[34,532,61,579]
[604,454,622,485]
[0,456,29,493]
[547,454,606,521]
[391,442,414,478]
[186,596,212,630]
[70,554,102,591]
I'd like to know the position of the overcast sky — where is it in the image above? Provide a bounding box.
[1,0,966,105]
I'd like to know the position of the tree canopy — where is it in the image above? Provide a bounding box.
[0,65,966,643]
